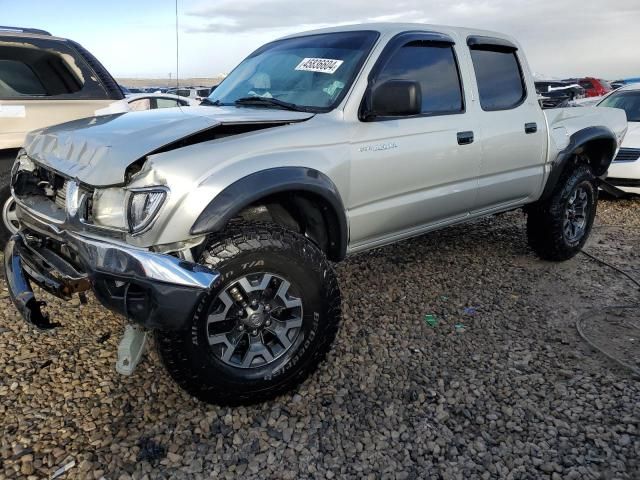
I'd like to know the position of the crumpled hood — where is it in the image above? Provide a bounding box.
[23,106,315,186]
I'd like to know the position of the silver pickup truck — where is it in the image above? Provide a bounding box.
[6,23,627,405]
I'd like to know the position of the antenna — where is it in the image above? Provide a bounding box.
[175,0,179,88]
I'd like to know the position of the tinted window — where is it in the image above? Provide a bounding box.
[176,89,191,97]
[579,80,594,89]
[197,89,210,97]
[598,91,640,122]
[376,42,463,114]
[0,37,113,100]
[470,48,525,110]
[0,60,46,96]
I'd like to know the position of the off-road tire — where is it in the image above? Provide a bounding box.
[156,222,341,405]
[526,165,597,261]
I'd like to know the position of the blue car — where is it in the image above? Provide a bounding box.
[611,77,640,90]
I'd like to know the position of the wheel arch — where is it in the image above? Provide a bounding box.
[190,167,348,261]
[541,126,617,200]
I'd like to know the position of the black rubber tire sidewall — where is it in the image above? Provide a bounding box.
[156,223,341,405]
[527,165,597,261]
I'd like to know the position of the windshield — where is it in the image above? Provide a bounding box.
[598,90,640,122]
[208,31,379,112]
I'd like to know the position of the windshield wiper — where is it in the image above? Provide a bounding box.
[200,98,224,106]
[233,96,303,111]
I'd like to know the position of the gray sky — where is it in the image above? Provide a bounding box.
[182,0,639,79]
[5,0,639,79]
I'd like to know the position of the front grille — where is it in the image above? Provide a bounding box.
[613,148,640,163]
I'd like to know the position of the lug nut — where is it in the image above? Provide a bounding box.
[238,325,245,331]
[264,304,271,312]
[251,330,258,336]
[265,319,271,327]
[229,287,243,302]
[251,299,259,307]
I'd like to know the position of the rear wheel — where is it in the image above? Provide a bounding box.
[156,222,341,405]
[527,165,597,261]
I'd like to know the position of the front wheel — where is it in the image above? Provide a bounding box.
[156,223,341,405]
[527,165,597,261]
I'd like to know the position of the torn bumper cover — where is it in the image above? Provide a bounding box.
[4,229,219,331]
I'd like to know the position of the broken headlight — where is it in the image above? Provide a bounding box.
[127,188,167,234]
[91,188,128,230]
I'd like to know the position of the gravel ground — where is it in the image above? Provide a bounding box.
[1,197,639,480]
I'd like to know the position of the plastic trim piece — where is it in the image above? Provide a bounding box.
[190,167,348,259]
[467,35,518,51]
[540,126,618,201]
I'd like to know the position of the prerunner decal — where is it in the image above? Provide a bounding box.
[295,58,344,74]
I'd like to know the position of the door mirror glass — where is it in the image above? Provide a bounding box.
[366,80,421,119]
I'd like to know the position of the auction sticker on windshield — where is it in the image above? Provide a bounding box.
[295,58,344,74]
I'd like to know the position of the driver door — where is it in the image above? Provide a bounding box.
[348,33,481,249]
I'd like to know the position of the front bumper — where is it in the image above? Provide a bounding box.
[5,208,219,330]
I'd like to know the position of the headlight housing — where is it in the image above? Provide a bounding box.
[127,188,167,234]
[92,188,128,230]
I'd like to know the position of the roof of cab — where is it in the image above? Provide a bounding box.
[279,22,519,46]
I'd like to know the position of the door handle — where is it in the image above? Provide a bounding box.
[525,122,538,134]
[457,131,474,145]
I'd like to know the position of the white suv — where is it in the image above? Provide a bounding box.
[597,84,640,194]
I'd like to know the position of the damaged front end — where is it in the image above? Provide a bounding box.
[5,153,220,332]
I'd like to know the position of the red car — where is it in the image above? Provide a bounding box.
[577,77,613,97]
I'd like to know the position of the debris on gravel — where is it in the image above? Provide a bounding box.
[1,198,639,479]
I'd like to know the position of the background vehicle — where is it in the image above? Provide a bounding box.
[126,92,198,111]
[597,84,640,194]
[0,25,127,244]
[535,80,586,108]
[6,24,627,406]
[166,86,211,102]
[570,77,612,97]
[611,77,640,90]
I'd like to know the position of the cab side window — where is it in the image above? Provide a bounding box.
[469,47,526,111]
[375,42,464,115]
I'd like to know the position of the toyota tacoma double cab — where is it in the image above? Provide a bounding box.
[5,24,627,405]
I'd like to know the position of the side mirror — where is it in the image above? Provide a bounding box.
[363,80,422,120]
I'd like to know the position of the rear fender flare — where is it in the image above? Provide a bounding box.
[541,126,617,200]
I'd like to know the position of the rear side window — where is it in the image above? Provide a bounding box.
[375,42,464,115]
[0,60,47,96]
[176,89,191,97]
[0,53,82,98]
[197,89,210,97]
[0,37,112,100]
[579,80,594,89]
[469,47,526,111]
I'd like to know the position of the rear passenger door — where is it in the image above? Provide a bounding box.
[348,32,481,248]
[466,36,547,210]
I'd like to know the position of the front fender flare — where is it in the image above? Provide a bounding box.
[190,167,348,258]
